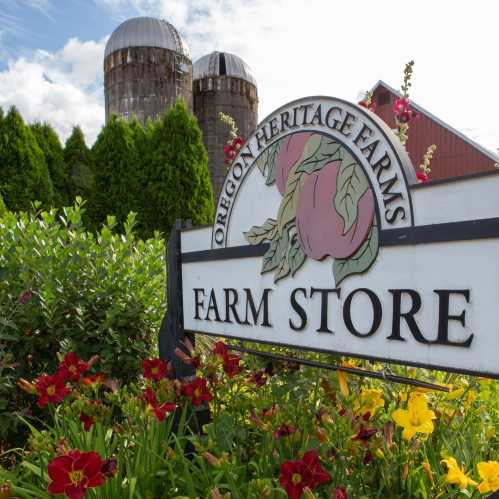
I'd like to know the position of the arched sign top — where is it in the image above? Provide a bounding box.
[212,96,416,252]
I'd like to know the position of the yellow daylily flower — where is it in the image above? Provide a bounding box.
[353,388,384,418]
[392,393,436,440]
[477,461,499,494]
[441,457,477,490]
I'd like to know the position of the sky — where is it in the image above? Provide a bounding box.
[0,0,497,153]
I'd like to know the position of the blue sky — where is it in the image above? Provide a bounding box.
[0,1,112,64]
[0,0,498,154]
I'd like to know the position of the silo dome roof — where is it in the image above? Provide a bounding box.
[193,51,256,86]
[104,16,191,59]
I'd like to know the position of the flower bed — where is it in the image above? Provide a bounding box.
[0,341,497,498]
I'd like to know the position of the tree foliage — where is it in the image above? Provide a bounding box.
[90,115,140,230]
[142,100,214,237]
[0,106,54,210]
[64,125,93,201]
[30,122,69,208]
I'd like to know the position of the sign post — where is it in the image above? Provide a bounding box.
[161,96,499,381]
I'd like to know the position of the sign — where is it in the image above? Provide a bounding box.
[177,96,499,379]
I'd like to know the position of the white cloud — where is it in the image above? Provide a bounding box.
[97,0,499,153]
[2,0,498,153]
[0,37,106,145]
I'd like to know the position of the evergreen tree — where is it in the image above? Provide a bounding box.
[0,106,53,211]
[90,115,139,229]
[31,122,69,208]
[0,191,6,216]
[64,126,93,201]
[143,100,214,237]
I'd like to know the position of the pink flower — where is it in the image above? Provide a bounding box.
[416,171,428,183]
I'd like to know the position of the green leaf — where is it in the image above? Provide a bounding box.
[295,135,342,175]
[254,140,281,186]
[333,221,379,285]
[213,411,236,452]
[334,156,369,234]
[261,229,289,274]
[243,218,277,245]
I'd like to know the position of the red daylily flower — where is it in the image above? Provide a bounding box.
[301,450,331,488]
[143,358,169,382]
[79,412,94,432]
[182,377,212,406]
[249,369,267,387]
[152,402,177,422]
[333,487,348,499]
[58,353,88,382]
[222,353,242,378]
[280,460,312,499]
[363,450,374,465]
[101,456,118,478]
[140,387,176,422]
[141,386,158,405]
[213,341,228,357]
[47,450,106,499]
[280,450,331,499]
[35,374,70,408]
[274,423,297,439]
[352,427,378,445]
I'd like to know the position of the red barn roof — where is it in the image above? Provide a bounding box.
[370,81,498,181]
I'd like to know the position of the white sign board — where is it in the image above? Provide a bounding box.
[179,96,499,379]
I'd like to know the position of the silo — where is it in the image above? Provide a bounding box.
[193,51,258,198]
[104,16,192,124]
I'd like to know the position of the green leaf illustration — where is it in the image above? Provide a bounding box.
[295,136,342,175]
[261,228,289,274]
[255,140,281,186]
[334,157,369,234]
[333,221,379,285]
[274,252,291,283]
[287,234,306,277]
[244,218,277,245]
[276,135,322,235]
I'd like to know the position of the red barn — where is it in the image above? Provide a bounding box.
[370,80,498,180]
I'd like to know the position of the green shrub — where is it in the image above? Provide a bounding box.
[0,200,165,446]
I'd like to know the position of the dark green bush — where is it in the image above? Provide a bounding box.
[0,200,165,445]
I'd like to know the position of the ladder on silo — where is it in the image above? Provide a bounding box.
[165,20,186,100]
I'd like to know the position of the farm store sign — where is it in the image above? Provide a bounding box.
[179,96,499,379]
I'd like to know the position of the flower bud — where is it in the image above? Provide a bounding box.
[203,451,221,467]
[0,481,12,499]
[17,378,37,394]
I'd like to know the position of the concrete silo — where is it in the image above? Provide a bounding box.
[104,16,192,124]
[193,51,258,198]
